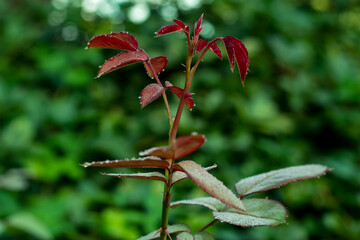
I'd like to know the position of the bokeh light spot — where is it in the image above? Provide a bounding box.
[62,24,79,41]
[127,3,150,24]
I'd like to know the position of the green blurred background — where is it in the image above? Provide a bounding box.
[1,0,359,239]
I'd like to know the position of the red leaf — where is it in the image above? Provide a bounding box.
[81,157,170,170]
[231,37,249,85]
[87,32,138,51]
[194,14,204,37]
[144,56,168,78]
[177,160,246,212]
[139,134,206,160]
[209,41,222,59]
[139,146,173,159]
[165,81,194,110]
[140,83,165,108]
[172,19,186,29]
[174,134,206,159]
[222,36,235,71]
[155,24,182,37]
[97,49,149,78]
[196,39,207,54]
[101,172,167,183]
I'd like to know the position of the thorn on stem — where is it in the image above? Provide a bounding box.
[152,227,162,238]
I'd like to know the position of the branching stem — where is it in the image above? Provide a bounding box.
[159,40,196,240]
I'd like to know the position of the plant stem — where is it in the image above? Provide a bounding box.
[196,219,218,233]
[146,60,172,128]
[159,168,172,240]
[159,42,195,240]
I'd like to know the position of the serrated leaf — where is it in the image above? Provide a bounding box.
[235,164,331,198]
[177,161,246,212]
[156,24,182,37]
[194,232,215,240]
[177,232,194,240]
[222,36,235,71]
[213,199,287,227]
[96,49,149,78]
[172,19,186,29]
[87,32,139,50]
[172,165,217,186]
[176,232,215,240]
[101,172,167,183]
[231,36,249,85]
[165,81,195,110]
[196,39,207,54]
[144,56,168,78]
[208,41,222,59]
[138,224,191,240]
[139,146,172,159]
[140,83,165,108]
[139,134,206,160]
[174,134,206,159]
[194,14,204,37]
[81,157,169,170]
[171,197,225,212]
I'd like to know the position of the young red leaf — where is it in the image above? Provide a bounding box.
[87,32,138,51]
[101,172,167,183]
[196,39,207,54]
[165,81,194,110]
[231,36,249,85]
[139,146,173,159]
[144,56,168,78]
[208,41,222,59]
[174,134,206,159]
[172,19,186,29]
[177,160,246,212]
[139,134,206,160]
[194,14,204,37]
[96,49,149,78]
[222,36,235,71]
[81,157,169,170]
[140,83,165,108]
[155,24,182,37]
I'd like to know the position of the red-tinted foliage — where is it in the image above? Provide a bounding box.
[87,32,138,51]
[139,134,206,160]
[196,39,207,54]
[140,83,165,108]
[194,14,204,37]
[172,19,186,29]
[96,49,149,78]
[221,36,249,85]
[144,56,168,78]
[165,81,194,110]
[208,41,222,59]
[81,157,170,169]
[156,24,183,37]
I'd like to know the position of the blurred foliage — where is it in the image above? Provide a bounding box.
[1,0,360,239]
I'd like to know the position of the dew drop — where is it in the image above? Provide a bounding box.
[108,57,115,61]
